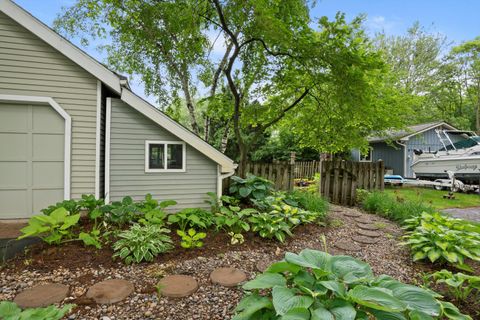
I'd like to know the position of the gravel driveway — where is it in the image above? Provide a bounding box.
[443,207,480,222]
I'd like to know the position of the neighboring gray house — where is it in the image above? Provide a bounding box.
[351,122,459,178]
[0,0,236,219]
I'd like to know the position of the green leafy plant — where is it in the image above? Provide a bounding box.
[287,190,329,215]
[228,232,245,245]
[103,196,140,226]
[233,249,471,320]
[78,194,104,213]
[229,174,274,201]
[402,212,480,272]
[430,269,480,301]
[213,206,254,235]
[248,212,293,243]
[113,224,173,264]
[0,301,75,320]
[18,207,80,245]
[41,199,81,216]
[168,208,213,231]
[177,228,207,249]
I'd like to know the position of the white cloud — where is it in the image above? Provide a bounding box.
[366,15,397,32]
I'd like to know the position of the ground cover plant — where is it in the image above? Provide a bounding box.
[233,249,471,320]
[361,190,435,222]
[401,212,480,272]
[429,269,480,302]
[0,301,74,320]
[384,187,480,210]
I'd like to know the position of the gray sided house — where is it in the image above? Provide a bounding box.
[0,0,236,219]
[351,122,458,178]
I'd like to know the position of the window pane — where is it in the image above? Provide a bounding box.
[167,144,183,169]
[149,144,164,169]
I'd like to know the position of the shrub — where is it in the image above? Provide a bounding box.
[112,224,173,264]
[0,301,75,320]
[18,207,80,245]
[229,174,274,201]
[177,228,207,249]
[362,191,434,222]
[430,269,480,301]
[287,190,329,216]
[402,212,480,272]
[168,208,214,231]
[233,249,471,320]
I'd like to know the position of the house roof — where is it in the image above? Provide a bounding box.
[0,0,236,173]
[368,121,458,143]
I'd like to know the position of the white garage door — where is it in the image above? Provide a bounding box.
[0,102,65,218]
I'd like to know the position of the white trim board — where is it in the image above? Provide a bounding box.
[0,94,71,200]
[105,97,112,203]
[0,0,122,93]
[94,80,102,199]
[121,89,236,173]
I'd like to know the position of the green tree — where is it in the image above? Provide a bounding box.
[55,1,401,171]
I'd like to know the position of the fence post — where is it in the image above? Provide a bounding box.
[379,160,385,191]
[289,152,296,191]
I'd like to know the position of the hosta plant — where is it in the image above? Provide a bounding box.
[18,207,80,245]
[430,269,480,301]
[112,224,173,264]
[233,249,471,320]
[248,212,293,243]
[213,206,255,234]
[0,301,75,320]
[177,228,206,248]
[229,174,274,201]
[402,212,480,272]
[168,208,214,231]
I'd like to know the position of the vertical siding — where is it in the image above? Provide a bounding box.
[371,142,405,176]
[109,99,217,210]
[0,12,98,198]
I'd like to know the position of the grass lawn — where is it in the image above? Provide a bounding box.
[384,187,480,210]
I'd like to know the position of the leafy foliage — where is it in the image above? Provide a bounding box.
[177,228,207,249]
[287,190,329,215]
[248,212,293,243]
[168,208,214,231]
[361,190,435,222]
[402,212,480,272]
[0,301,75,320]
[214,206,254,235]
[430,269,480,301]
[41,199,82,216]
[18,208,80,245]
[233,249,470,320]
[229,174,274,202]
[112,224,173,264]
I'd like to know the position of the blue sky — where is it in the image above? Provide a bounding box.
[14,0,480,103]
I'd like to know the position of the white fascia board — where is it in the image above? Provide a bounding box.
[0,0,122,94]
[401,122,457,140]
[120,89,237,173]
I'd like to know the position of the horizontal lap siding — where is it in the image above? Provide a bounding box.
[109,99,217,210]
[0,12,98,198]
[371,142,404,176]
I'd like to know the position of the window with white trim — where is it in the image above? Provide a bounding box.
[359,149,372,162]
[145,141,186,172]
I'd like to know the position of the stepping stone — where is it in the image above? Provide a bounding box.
[86,279,134,304]
[157,275,198,298]
[14,283,69,308]
[352,235,379,244]
[334,240,362,252]
[357,223,379,231]
[343,211,362,217]
[210,267,247,287]
[256,260,273,273]
[357,229,381,238]
[354,217,376,224]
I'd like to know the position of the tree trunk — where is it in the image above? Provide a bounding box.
[238,143,249,178]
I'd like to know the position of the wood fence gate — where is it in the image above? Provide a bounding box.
[320,160,384,206]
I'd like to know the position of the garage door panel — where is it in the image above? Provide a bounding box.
[0,190,29,218]
[0,133,28,160]
[0,162,28,187]
[0,104,28,132]
[33,162,63,187]
[32,134,64,160]
[33,106,64,133]
[32,189,63,214]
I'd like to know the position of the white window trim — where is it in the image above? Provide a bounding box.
[0,94,71,200]
[145,140,186,173]
[359,149,373,162]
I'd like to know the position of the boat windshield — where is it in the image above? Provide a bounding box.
[439,136,480,151]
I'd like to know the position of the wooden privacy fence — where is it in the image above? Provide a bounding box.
[320,160,384,206]
[295,161,321,179]
[226,161,294,191]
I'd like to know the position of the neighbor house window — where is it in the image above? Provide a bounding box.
[359,149,372,162]
[145,141,186,172]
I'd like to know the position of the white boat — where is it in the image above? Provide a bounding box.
[411,130,480,184]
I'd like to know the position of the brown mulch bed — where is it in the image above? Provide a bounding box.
[1,206,478,319]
